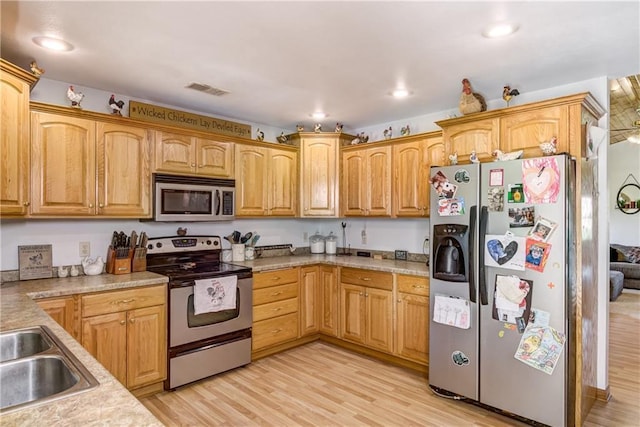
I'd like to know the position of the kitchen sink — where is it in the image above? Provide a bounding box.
[0,326,99,413]
[0,327,53,362]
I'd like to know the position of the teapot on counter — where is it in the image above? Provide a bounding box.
[82,256,105,276]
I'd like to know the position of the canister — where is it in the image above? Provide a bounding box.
[325,232,337,254]
[309,232,325,254]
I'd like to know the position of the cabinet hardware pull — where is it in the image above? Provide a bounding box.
[271,328,282,333]
[23,202,30,206]
[273,307,282,311]
[89,203,94,208]
[99,203,104,208]
[365,293,369,297]
[361,277,371,281]
[271,291,282,296]
[412,285,425,289]
[114,298,135,304]
[397,299,402,303]
[130,318,135,323]
[120,320,126,325]
[191,163,196,168]
[271,277,280,281]
[359,292,363,296]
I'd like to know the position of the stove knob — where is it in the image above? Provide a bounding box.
[206,240,212,246]
[212,240,219,246]
[156,242,163,248]
[147,244,153,250]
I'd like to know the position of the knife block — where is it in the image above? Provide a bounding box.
[131,247,147,272]
[106,247,133,275]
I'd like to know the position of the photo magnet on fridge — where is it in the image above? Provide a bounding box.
[525,239,551,272]
[487,187,505,212]
[528,217,557,242]
[438,197,465,216]
[485,234,526,271]
[508,206,535,228]
[430,171,458,199]
[507,184,525,203]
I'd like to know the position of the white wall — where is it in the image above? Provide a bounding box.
[608,140,640,245]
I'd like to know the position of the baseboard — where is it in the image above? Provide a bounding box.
[596,385,611,402]
[130,381,165,398]
[251,334,318,360]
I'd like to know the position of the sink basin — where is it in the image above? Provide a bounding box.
[0,326,99,413]
[0,327,53,362]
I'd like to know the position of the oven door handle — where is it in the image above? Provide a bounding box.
[215,189,221,216]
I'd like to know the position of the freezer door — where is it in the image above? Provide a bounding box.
[478,155,569,426]
[428,163,480,400]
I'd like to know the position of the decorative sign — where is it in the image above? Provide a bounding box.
[19,245,53,280]
[129,101,251,138]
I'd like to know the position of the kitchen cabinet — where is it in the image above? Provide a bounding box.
[318,265,339,337]
[395,274,429,364]
[81,284,166,393]
[299,265,320,336]
[341,144,392,217]
[252,268,300,352]
[30,110,151,217]
[339,267,393,353]
[235,144,297,216]
[393,132,445,217]
[0,59,37,217]
[438,117,499,164]
[36,295,81,342]
[153,130,233,178]
[500,105,569,158]
[292,132,354,217]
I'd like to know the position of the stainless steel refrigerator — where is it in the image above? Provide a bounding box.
[428,154,575,426]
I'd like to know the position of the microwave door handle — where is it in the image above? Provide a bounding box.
[215,189,221,216]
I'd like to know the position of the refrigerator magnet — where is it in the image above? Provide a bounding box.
[507,184,525,203]
[485,234,526,270]
[430,171,458,199]
[525,239,551,272]
[492,275,533,326]
[528,217,557,242]
[489,169,503,186]
[437,197,465,216]
[487,187,505,212]
[454,169,471,183]
[522,157,560,204]
[514,325,566,375]
[508,206,535,228]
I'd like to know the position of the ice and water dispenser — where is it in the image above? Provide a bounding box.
[432,224,468,282]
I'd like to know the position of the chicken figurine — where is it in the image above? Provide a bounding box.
[29,60,45,77]
[459,78,486,115]
[335,123,343,133]
[400,125,410,136]
[67,85,84,108]
[383,126,392,139]
[503,85,520,107]
[277,132,288,144]
[448,152,458,165]
[492,149,524,162]
[256,128,264,141]
[314,123,322,133]
[540,137,558,156]
[296,124,304,132]
[108,94,125,115]
[470,150,480,164]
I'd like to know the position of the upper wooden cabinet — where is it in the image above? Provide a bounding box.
[341,143,392,217]
[393,132,444,217]
[436,93,605,163]
[0,60,38,217]
[235,143,297,216]
[153,130,233,178]
[30,111,151,217]
[292,132,353,217]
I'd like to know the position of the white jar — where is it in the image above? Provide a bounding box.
[309,232,325,254]
[325,232,337,254]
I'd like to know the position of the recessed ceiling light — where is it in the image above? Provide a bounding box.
[32,36,74,52]
[482,23,519,38]
[392,89,410,98]
[311,112,327,120]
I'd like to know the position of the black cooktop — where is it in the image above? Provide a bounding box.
[148,262,252,282]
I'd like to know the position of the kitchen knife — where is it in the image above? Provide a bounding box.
[140,232,148,248]
[130,231,138,249]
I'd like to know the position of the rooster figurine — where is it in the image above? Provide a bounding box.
[67,85,84,108]
[503,85,520,107]
[29,60,45,77]
[470,150,480,164]
[540,137,558,156]
[335,123,343,133]
[383,126,392,140]
[459,78,486,115]
[448,152,458,165]
[492,149,524,162]
[277,132,288,144]
[401,125,410,136]
[256,128,264,141]
[108,94,125,115]
[296,124,304,132]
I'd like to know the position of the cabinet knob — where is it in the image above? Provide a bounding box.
[89,203,94,208]
[271,328,282,334]
[365,293,369,297]
[361,277,371,281]
[130,318,135,323]
[120,320,126,325]
[397,299,402,303]
[99,203,104,208]
[191,163,196,168]
[23,201,30,206]
[198,164,204,168]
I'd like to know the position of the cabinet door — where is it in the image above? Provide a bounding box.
[235,145,268,216]
[319,265,338,336]
[340,284,366,344]
[299,266,319,336]
[127,305,166,389]
[97,123,151,217]
[31,113,97,215]
[196,138,233,177]
[500,105,569,158]
[341,149,366,216]
[36,296,80,341]
[82,311,128,385]
[366,146,392,216]
[365,287,393,352]
[0,70,31,216]
[269,148,297,216]
[153,131,195,174]
[300,137,338,217]
[443,118,499,164]
[393,141,423,217]
[396,293,429,363]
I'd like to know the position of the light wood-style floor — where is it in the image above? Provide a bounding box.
[141,291,640,426]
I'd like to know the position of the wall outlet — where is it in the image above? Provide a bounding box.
[361,229,367,245]
[303,232,308,242]
[79,241,90,257]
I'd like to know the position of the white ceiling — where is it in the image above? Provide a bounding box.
[1,1,639,131]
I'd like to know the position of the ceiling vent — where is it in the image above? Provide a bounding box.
[186,82,230,96]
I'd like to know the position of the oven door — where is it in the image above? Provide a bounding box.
[170,277,252,348]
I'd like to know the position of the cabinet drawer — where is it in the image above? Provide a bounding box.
[254,268,299,289]
[340,268,392,291]
[82,285,166,317]
[397,275,429,296]
[252,313,299,350]
[253,283,298,305]
[253,297,298,322]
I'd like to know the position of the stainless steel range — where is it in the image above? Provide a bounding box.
[145,235,252,390]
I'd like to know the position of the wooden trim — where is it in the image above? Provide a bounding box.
[130,381,164,398]
[595,385,611,402]
[0,58,38,88]
[251,334,317,360]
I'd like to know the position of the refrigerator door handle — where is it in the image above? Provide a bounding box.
[478,205,489,305]
[468,205,477,303]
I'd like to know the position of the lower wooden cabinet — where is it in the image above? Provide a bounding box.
[252,268,299,352]
[80,285,166,391]
[395,274,429,364]
[318,265,338,336]
[339,268,393,353]
[300,266,320,336]
[36,295,80,341]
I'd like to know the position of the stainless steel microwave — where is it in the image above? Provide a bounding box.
[152,174,235,222]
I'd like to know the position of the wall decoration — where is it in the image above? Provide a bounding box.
[19,244,53,280]
[508,206,535,228]
[522,157,560,204]
[615,174,640,215]
[525,239,551,272]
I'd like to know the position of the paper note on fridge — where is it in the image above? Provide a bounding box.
[433,295,471,329]
[485,234,526,271]
[514,324,566,375]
